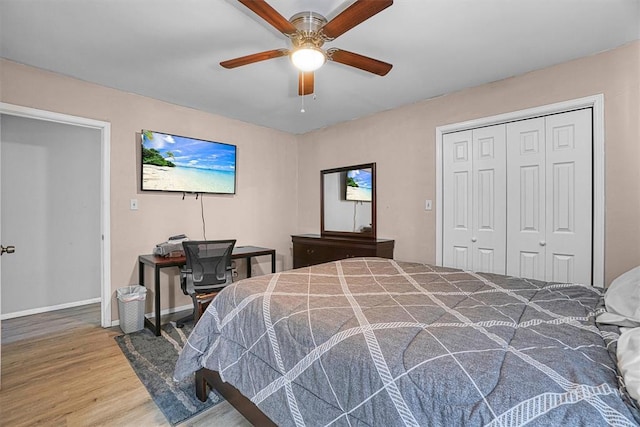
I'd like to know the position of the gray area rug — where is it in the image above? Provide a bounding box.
[115,322,223,426]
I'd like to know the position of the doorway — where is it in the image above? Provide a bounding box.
[0,103,111,327]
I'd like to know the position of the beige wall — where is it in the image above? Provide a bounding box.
[0,59,299,320]
[1,39,638,323]
[298,41,640,286]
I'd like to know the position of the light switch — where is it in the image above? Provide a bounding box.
[425,200,432,211]
[130,199,138,210]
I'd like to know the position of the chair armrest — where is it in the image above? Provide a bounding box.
[180,269,193,296]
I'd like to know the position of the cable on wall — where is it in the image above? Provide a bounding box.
[182,191,207,239]
[353,202,357,232]
[200,193,207,240]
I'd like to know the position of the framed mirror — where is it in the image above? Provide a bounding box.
[321,163,376,239]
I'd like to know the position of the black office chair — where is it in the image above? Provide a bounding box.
[176,239,236,328]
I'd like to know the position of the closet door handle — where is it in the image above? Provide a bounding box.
[471,237,477,243]
[539,241,546,247]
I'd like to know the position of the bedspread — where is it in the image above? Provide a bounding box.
[174,258,640,426]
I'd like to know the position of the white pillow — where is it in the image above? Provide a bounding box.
[597,266,640,327]
[617,327,640,403]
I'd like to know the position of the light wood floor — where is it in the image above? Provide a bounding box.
[0,304,252,426]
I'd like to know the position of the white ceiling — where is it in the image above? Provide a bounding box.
[1,0,639,134]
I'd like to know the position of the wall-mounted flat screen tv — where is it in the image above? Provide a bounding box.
[141,130,236,194]
[345,168,372,202]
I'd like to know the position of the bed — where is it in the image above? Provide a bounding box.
[174,257,640,426]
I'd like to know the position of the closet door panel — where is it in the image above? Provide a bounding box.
[506,118,546,281]
[443,131,473,271]
[544,109,592,284]
[519,251,541,279]
[552,254,575,283]
[472,125,506,274]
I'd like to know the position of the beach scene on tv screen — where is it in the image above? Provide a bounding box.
[141,131,236,194]
[346,168,372,202]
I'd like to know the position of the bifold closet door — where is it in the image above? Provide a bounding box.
[442,125,506,274]
[505,117,547,280]
[506,109,592,284]
[443,130,473,270]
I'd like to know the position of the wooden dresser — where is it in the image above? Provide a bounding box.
[292,234,395,269]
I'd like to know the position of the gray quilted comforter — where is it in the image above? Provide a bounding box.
[174,258,640,426]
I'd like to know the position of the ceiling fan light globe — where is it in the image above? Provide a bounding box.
[291,47,325,72]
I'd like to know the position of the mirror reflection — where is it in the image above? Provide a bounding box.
[321,163,376,238]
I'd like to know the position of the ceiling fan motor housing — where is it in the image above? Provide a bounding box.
[289,12,329,49]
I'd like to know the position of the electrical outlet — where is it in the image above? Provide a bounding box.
[130,199,138,210]
[425,200,433,211]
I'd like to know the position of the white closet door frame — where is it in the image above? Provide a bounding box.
[435,94,605,287]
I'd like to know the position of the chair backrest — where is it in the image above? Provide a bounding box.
[181,240,236,293]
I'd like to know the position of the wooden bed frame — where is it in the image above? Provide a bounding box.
[195,368,277,426]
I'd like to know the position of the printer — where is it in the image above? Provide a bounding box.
[153,234,188,257]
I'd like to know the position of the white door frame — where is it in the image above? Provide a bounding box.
[0,102,112,326]
[435,94,605,287]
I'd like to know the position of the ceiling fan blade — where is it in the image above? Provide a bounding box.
[237,0,297,35]
[327,48,392,76]
[220,49,288,69]
[298,71,314,96]
[321,0,393,39]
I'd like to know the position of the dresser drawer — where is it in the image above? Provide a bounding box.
[293,241,344,268]
[330,245,376,260]
[292,234,394,269]
[293,243,320,268]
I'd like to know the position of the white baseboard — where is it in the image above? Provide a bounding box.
[1,298,102,320]
[110,304,192,327]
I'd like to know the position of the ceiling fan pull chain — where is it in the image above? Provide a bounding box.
[301,72,306,113]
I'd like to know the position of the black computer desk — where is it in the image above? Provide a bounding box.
[138,245,276,336]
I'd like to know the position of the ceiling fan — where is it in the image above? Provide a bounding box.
[220,0,393,96]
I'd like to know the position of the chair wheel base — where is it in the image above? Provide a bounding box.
[175,312,194,329]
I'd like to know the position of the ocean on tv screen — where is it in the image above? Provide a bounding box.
[141,130,236,194]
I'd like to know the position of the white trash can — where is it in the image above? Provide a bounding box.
[117,285,147,333]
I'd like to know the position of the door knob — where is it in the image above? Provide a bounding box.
[1,245,15,255]
[471,237,477,242]
[539,241,546,247]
